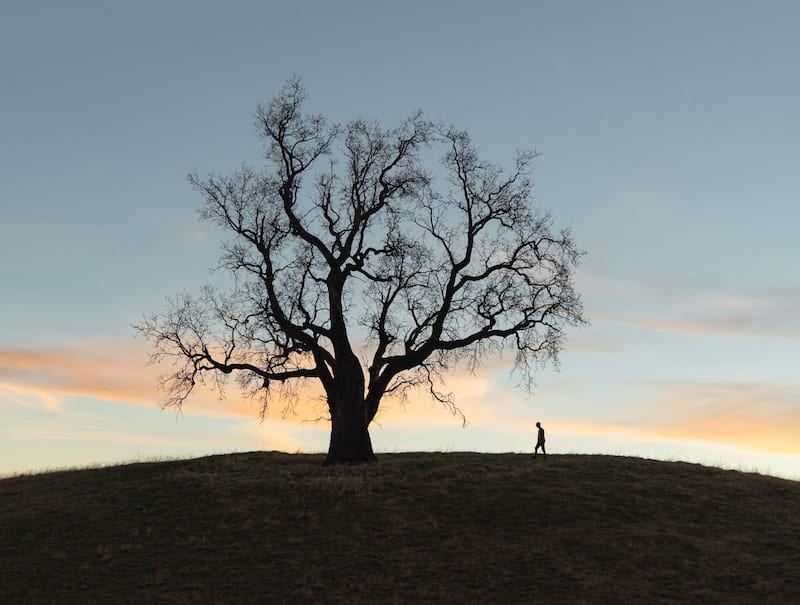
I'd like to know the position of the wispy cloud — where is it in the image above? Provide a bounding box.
[4,341,798,456]
[641,381,800,453]
[0,345,157,404]
[601,314,762,338]
[0,343,265,417]
[535,379,800,455]
[0,343,506,428]
[582,272,800,340]
[238,420,329,453]
[0,382,61,411]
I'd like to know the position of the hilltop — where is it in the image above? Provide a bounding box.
[1,452,798,603]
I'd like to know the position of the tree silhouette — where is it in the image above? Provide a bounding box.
[136,79,585,463]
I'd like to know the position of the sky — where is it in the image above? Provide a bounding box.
[2,1,799,479]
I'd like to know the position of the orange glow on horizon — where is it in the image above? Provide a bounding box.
[2,343,798,456]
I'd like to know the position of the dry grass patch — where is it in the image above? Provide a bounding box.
[1,452,798,604]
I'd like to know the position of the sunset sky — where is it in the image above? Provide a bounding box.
[2,1,799,479]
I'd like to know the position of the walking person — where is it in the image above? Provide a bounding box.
[534,421,546,458]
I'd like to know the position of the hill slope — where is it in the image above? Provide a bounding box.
[1,452,798,604]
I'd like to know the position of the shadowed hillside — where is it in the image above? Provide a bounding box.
[1,452,798,604]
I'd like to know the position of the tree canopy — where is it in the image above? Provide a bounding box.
[137,79,585,463]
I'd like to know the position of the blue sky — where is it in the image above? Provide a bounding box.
[2,1,799,478]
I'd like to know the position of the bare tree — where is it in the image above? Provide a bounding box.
[136,79,585,463]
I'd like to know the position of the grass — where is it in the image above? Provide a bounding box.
[1,452,799,604]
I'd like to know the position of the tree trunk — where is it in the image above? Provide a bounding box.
[325,386,375,464]
[326,412,375,464]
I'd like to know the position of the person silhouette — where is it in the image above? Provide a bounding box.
[534,422,546,458]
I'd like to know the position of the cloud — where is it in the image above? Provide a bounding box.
[582,273,800,340]
[8,341,795,457]
[562,330,624,353]
[0,344,158,404]
[238,420,330,453]
[546,379,800,455]
[604,315,760,338]
[0,343,268,418]
[0,342,509,431]
[642,381,800,453]
[602,312,800,340]
[0,382,61,411]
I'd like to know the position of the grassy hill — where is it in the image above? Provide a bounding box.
[1,452,798,604]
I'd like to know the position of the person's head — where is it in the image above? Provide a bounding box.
[536,422,541,428]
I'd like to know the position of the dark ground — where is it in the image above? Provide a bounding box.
[2,452,799,604]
